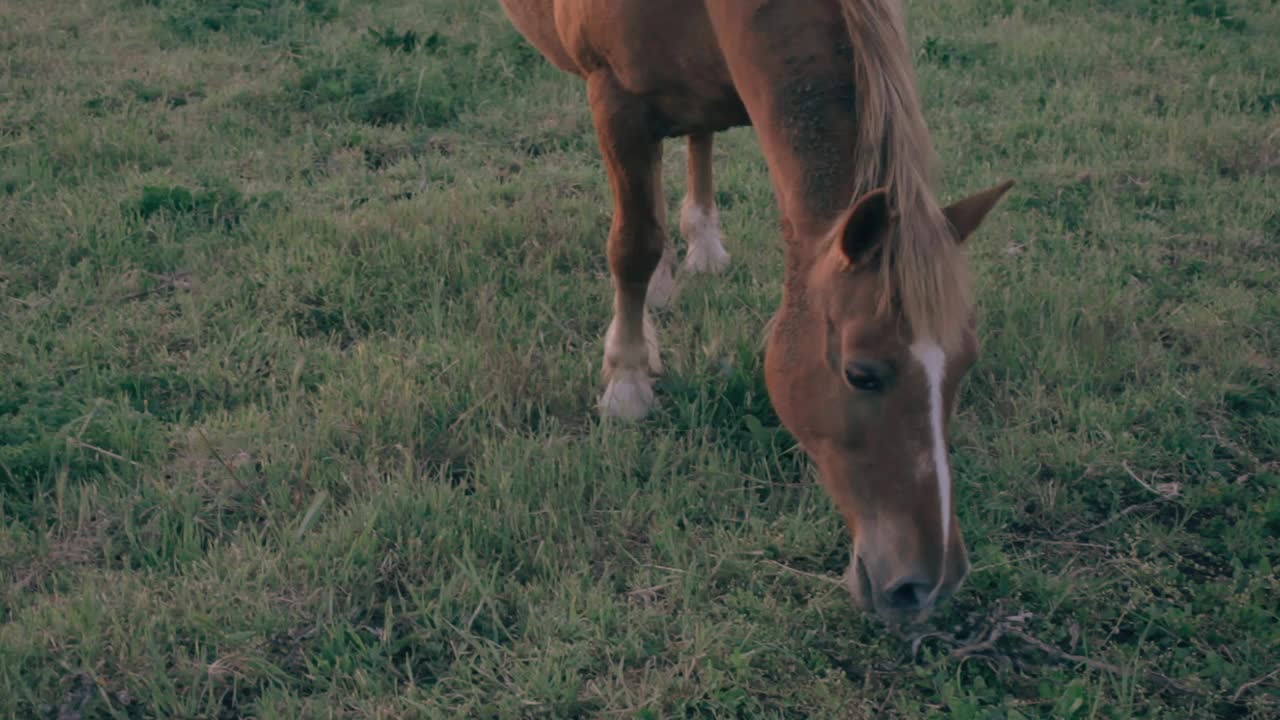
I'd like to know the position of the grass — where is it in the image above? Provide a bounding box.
[0,0,1276,717]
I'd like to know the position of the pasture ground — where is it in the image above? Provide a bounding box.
[1,0,1277,717]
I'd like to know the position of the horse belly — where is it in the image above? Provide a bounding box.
[647,91,750,138]
[501,0,750,137]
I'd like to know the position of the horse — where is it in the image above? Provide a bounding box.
[497,0,1013,624]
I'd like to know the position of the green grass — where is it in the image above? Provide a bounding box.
[1,0,1277,717]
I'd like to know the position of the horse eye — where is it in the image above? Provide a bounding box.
[844,365,885,392]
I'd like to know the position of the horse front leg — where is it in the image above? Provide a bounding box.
[588,71,667,419]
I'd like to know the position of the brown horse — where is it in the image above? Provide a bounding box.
[498,0,1012,623]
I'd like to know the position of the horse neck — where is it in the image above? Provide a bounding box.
[765,118,866,316]
[703,0,941,313]
[699,6,883,296]
[756,91,864,304]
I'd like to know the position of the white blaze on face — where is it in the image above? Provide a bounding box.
[910,340,950,550]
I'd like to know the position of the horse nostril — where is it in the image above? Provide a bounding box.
[883,576,933,611]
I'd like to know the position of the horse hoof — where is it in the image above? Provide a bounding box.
[599,369,655,419]
[683,242,730,274]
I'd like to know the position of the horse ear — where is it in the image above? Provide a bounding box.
[944,180,1014,244]
[837,187,892,267]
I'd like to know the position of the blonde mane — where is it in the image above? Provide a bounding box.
[838,0,971,344]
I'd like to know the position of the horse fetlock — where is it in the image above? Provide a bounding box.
[680,200,730,274]
[603,313,661,376]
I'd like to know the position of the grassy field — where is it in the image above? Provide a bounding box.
[1,0,1277,717]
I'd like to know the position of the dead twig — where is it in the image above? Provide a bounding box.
[970,551,1041,574]
[1064,500,1163,538]
[65,437,138,467]
[1004,627,1203,697]
[1002,628,1126,675]
[943,609,1031,661]
[1230,666,1280,704]
[910,630,957,659]
[872,676,901,717]
[119,271,192,302]
[1026,538,1113,552]
[1064,463,1184,539]
[761,559,843,586]
[950,625,1008,660]
[624,583,672,602]
[1121,461,1181,499]
[196,428,241,486]
[922,611,1209,700]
